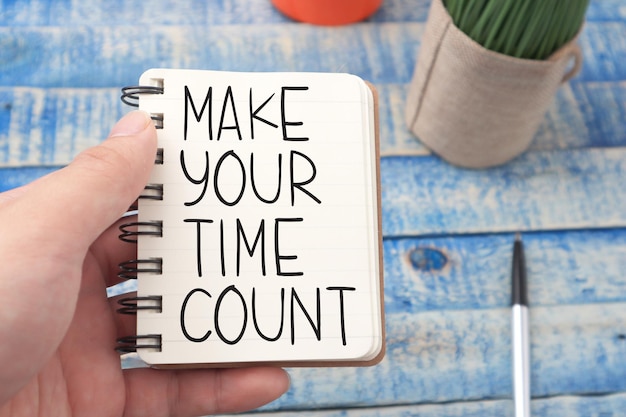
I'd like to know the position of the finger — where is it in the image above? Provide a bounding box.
[108,292,138,341]
[3,110,157,267]
[0,180,27,206]
[123,367,290,417]
[92,215,139,288]
[0,111,156,403]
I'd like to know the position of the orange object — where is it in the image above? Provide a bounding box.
[271,0,382,26]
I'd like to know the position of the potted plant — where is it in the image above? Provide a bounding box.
[405,0,589,168]
[271,0,382,26]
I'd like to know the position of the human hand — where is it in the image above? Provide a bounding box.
[0,111,289,416]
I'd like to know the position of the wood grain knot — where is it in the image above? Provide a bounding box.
[0,35,21,65]
[408,247,448,272]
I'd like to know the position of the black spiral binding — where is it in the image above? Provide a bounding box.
[116,83,166,354]
[118,220,163,243]
[118,258,163,280]
[121,85,164,129]
[116,335,162,354]
[120,86,163,106]
[117,295,163,315]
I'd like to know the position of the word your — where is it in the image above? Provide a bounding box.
[180,149,321,207]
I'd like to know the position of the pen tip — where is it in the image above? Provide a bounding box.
[512,232,528,306]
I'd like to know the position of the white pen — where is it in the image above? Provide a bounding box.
[512,233,530,417]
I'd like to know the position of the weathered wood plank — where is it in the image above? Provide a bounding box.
[0,24,421,87]
[0,0,434,26]
[569,81,626,148]
[381,148,626,236]
[102,230,625,327]
[5,148,626,238]
[0,0,620,26]
[0,0,288,26]
[119,304,626,410]
[1,80,624,167]
[106,229,626,408]
[4,148,626,241]
[578,21,626,82]
[108,229,626,314]
[258,303,626,410]
[0,88,124,166]
[585,0,626,22]
[381,80,626,157]
[384,230,626,313]
[0,21,622,88]
[228,393,626,417]
[0,166,57,192]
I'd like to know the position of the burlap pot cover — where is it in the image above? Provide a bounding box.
[405,0,582,168]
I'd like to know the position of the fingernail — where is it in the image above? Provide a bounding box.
[110,111,152,137]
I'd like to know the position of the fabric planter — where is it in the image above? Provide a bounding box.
[405,0,583,168]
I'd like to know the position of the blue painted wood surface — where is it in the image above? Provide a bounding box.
[1,0,625,416]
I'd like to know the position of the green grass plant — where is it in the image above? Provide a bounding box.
[443,0,589,59]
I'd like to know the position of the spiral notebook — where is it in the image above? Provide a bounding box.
[116,68,384,367]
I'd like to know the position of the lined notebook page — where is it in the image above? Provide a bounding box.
[134,69,382,366]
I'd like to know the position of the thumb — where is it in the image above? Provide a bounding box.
[0,111,157,404]
[11,110,157,256]
[63,110,158,247]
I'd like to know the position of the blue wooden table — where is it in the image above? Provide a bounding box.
[1,0,625,415]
